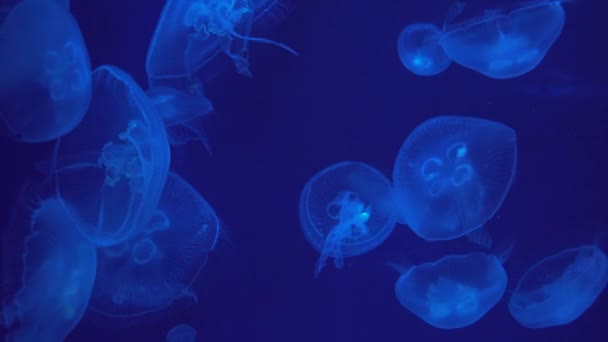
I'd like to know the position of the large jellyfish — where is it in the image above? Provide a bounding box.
[166,324,197,342]
[299,161,397,278]
[0,0,91,142]
[394,253,508,329]
[509,245,608,328]
[438,0,567,79]
[2,198,97,341]
[393,115,517,241]
[146,86,213,153]
[397,23,452,76]
[53,65,170,247]
[89,172,220,317]
[146,0,298,90]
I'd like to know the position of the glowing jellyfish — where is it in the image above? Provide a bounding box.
[53,65,170,247]
[438,1,566,79]
[146,0,298,90]
[2,198,97,341]
[0,0,91,142]
[166,324,197,342]
[146,86,213,152]
[299,161,397,278]
[509,245,608,328]
[89,172,220,317]
[394,253,507,329]
[397,23,452,76]
[393,115,517,241]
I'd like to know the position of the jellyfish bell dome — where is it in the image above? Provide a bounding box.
[299,161,398,277]
[397,23,452,76]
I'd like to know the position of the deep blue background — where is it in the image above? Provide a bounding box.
[1,0,607,341]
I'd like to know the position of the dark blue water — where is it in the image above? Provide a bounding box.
[1,0,607,341]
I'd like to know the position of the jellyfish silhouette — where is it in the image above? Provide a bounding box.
[0,0,91,142]
[2,198,97,341]
[146,0,298,90]
[146,86,214,153]
[53,65,170,247]
[397,23,452,76]
[299,161,397,277]
[166,324,197,342]
[438,0,567,79]
[393,115,517,241]
[394,253,508,329]
[89,172,221,317]
[509,245,608,328]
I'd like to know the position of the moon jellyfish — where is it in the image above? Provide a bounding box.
[0,0,91,142]
[394,253,507,329]
[89,172,221,317]
[509,245,608,328]
[438,1,566,79]
[299,161,397,278]
[2,198,97,341]
[166,324,197,342]
[397,23,452,76]
[53,65,170,247]
[146,86,213,153]
[146,0,298,90]
[393,116,517,241]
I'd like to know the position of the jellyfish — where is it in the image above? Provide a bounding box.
[166,324,197,342]
[89,172,221,317]
[146,0,298,91]
[146,86,214,153]
[2,198,97,341]
[397,23,452,76]
[299,161,397,277]
[394,253,508,329]
[509,245,608,328]
[53,65,170,247]
[0,0,91,142]
[438,0,567,79]
[393,115,517,241]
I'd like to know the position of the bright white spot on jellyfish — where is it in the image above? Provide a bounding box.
[422,157,443,181]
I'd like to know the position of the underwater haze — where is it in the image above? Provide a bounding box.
[1,0,607,341]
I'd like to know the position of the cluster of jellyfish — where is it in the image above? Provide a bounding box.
[396,0,568,79]
[298,115,608,329]
[0,0,298,340]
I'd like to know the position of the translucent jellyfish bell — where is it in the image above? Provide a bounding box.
[146,0,298,90]
[393,116,517,241]
[54,65,171,247]
[438,1,566,79]
[394,253,508,329]
[166,324,197,342]
[397,23,452,76]
[146,86,213,153]
[89,172,221,317]
[0,0,91,142]
[299,161,397,278]
[2,198,97,341]
[509,245,608,328]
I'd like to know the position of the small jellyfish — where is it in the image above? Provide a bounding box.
[146,86,213,153]
[166,324,197,342]
[509,245,608,328]
[146,0,298,90]
[438,1,567,79]
[394,253,508,329]
[0,0,91,142]
[54,65,170,247]
[89,172,220,317]
[2,198,97,341]
[397,23,452,76]
[393,115,517,241]
[299,161,397,277]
